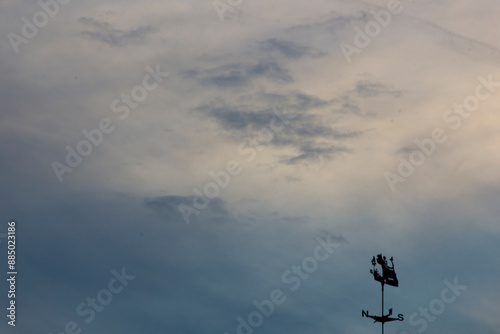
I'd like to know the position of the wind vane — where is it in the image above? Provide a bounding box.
[362,254,404,334]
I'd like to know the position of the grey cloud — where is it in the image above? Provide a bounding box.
[293,123,361,140]
[198,91,337,132]
[79,17,154,46]
[397,144,418,155]
[410,15,500,63]
[259,38,326,59]
[204,106,274,130]
[354,81,402,98]
[280,143,351,165]
[289,7,500,69]
[145,195,229,225]
[284,175,303,183]
[196,90,361,164]
[291,92,331,110]
[316,231,348,244]
[331,99,364,116]
[196,99,289,132]
[247,62,294,82]
[331,80,402,117]
[185,61,293,87]
[281,216,309,224]
[287,11,367,35]
[246,91,332,111]
[251,92,290,104]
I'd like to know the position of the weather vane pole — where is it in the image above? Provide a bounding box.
[362,254,404,334]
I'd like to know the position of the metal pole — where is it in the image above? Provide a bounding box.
[382,283,384,334]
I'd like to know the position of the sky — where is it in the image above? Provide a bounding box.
[1,0,500,333]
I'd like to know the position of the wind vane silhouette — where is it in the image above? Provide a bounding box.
[362,254,404,334]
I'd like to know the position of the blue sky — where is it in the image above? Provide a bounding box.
[1,0,500,333]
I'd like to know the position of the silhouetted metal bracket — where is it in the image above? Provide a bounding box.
[370,254,399,287]
[362,254,404,334]
[362,308,404,324]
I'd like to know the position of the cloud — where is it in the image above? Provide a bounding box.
[409,14,500,63]
[195,89,362,164]
[145,195,230,225]
[204,106,274,130]
[329,80,402,117]
[354,81,402,98]
[331,99,365,116]
[197,91,333,130]
[291,92,331,110]
[293,123,360,140]
[79,17,155,46]
[184,61,294,87]
[280,142,351,165]
[287,11,367,35]
[259,38,326,59]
